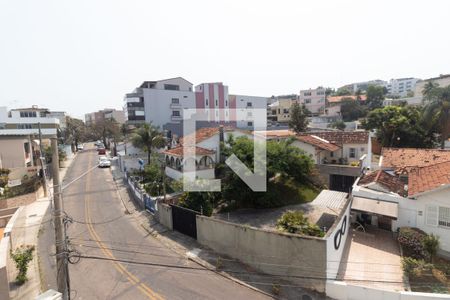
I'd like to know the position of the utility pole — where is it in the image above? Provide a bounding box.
[38,123,48,197]
[51,138,69,300]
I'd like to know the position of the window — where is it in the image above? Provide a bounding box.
[225,100,228,106]
[439,206,450,228]
[360,147,365,152]
[206,99,209,106]
[164,84,179,91]
[183,95,188,98]
[330,152,334,157]
[349,148,356,158]
[304,92,312,96]
[172,111,180,117]
[317,91,325,95]
[171,98,179,104]
[305,99,311,104]
[20,111,37,118]
[283,108,289,114]
[247,102,252,107]
[40,112,46,117]
[215,99,218,106]
[247,121,253,127]
[18,124,32,129]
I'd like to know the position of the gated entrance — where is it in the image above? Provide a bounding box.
[171,205,199,239]
[329,174,356,193]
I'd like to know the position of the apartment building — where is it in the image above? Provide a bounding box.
[123,78,267,134]
[0,106,60,179]
[298,87,326,115]
[123,77,195,130]
[415,74,450,98]
[267,95,298,124]
[85,108,125,126]
[384,77,420,97]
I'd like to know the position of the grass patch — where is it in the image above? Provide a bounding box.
[407,256,450,294]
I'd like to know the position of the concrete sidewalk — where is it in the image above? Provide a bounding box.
[110,163,327,300]
[8,152,78,300]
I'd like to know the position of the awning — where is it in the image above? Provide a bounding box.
[351,197,398,219]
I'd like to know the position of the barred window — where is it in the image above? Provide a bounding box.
[439,206,450,228]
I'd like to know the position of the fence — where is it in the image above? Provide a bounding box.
[124,173,158,214]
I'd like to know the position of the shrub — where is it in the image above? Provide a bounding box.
[423,234,440,263]
[401,257,432,277]
[178,192,216,216]
[277,210,325,237]
[398,227,427,259]
[10,245,35,285]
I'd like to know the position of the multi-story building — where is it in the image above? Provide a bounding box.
[415,74,450,98]
[123,77,195,131]
[85,108,125,126]
[384,77,420,97]
[123,78,267,135]
[47,111,67,130]
[267,95,298,124]
[0,106,60,179]
[298,87,326,115]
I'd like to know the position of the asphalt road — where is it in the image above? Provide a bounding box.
[61,146,272,300]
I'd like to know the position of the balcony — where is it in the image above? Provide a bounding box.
[170,103,182,109]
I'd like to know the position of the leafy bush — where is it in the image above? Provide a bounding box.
[398,227,427,259]
[402,257,432,277]
[277,210,325,237]
[0,168,10,189]
[423,234,440,262]
[10,245,35,285]
[178,192,217,216]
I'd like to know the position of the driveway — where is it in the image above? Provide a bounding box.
[337,228,405,291]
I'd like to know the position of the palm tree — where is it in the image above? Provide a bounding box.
[422,81,439,102]
[131,123,165,164]
[424,86,450,149]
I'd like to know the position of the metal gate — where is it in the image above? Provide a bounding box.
[330,174,356,193]
[171,205,199,239]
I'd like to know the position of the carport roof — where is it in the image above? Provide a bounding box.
[352,196,398,219]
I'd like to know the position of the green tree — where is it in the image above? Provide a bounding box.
[64,117,86,152]
[362,105,437,148]
[340,99,368,122]
[131,123,165,164]
[336,87,352,96]
[422,81,440,101]
[423,85,450,149]
[366,85,386,109]
[178,191,217,216]
[328,120,346,131]
[289,102,309,133]
[221,137,315,208]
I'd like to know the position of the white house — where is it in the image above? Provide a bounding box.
[352,148,450,256]
[163,126,251,180]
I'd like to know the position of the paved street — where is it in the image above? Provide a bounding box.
[59,146,272,300]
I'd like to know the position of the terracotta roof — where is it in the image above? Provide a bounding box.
[306,131,369,145]
[296,135,340,152]
[358,170,407,196]
[327,95,367,103]
[408,161,450,196]
[381,148,450,171]
[163,146,215,157]
[180,126,236,145]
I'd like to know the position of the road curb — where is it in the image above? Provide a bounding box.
[137,213,276,299]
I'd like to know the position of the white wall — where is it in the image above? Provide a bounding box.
[165,166,215,180]
[143,88,195,128]
[234,95,267,129]
[326,281,450,300]
[326,201,351,279]
[292,140,317,162]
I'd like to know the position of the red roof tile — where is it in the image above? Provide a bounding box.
[381,148,450,171]
[163,146,215,157]
[358,170,407,196]
[296,135,340,152]
[305,131,369,145]
[180,126,238,145]
[408,161,450,196]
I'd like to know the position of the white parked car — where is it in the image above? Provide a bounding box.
[77,144,84,151]
[98,156,111,168]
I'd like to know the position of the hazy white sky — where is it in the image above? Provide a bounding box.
[1,0,449,119]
